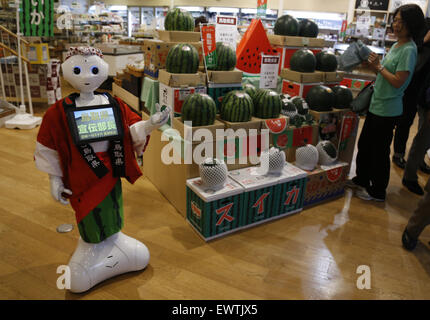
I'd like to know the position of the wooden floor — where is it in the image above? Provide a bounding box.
[1,87,430,300]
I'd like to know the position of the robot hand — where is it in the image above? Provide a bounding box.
[49,175,72,205]
[147,104,171,133]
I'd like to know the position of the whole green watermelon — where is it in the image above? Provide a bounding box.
[316,51,338,72]
[281,99,298,118]
[164,8,194,31]
[208,42,236,71]
[253,89,282,119]
[305,85,335,112]
[274,15,299,36]
[298,19,319,37]
[181,93,216,126]
[290,48,317,73]
[220,91,253,122]
[243,83,257,99]
[332,85,353,109]
[166,43,199,74]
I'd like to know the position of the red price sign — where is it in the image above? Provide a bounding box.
[201,25,217,69]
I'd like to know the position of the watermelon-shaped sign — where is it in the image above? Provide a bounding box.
[236,19,278,75]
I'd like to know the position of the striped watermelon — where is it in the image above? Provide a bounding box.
[243,83,257,99]
[164,8,194,31]
[209,42,237,71]
[166,43,199,74]
[220,91,253,122]
[181,93,216,126]
[253,89,282,119]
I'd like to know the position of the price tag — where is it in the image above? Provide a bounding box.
[201,24,217,69]
[215,16,238,50]
[259,54,280,89]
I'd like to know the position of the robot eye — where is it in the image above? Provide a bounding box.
[73,66,81,75]
[91,66,99,75]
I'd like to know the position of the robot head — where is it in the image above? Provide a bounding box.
[62,47,108,94]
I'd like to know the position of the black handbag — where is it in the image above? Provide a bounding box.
[351,81,374,114]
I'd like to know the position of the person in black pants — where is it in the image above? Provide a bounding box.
[392,18,430,172]
[346,4,426,202]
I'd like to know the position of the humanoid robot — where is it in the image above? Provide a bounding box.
[34,47,170,293]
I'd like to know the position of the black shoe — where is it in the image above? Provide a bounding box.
[393,156,406,169]
[402,228,418,251]
[402,178,424,195]
[419,163,430,174]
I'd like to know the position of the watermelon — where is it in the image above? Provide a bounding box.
[291,96,309,115]
[236,19,278,75]
[298,19,319,38]
[208,42,237,71]
[164,8,194,31]
[304,113,314,125]
[220,90,253,122]
[316,51,338,72]
[317,140,338,165]
[305,85,335,112]
[243,83,257,99]
[281,99,298,118]
[181,93,216,126]
[290,114,304,127]
[290,48,316,73]
[274,15,299,36]
[166,43,199,74]
[253,89,282,119]
[332,85,353,109]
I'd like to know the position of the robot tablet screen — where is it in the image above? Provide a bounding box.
[67,105,124,145]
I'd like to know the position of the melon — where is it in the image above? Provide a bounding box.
[253,89,282,119]
[166,43,199,74]
[236,19,278,75]
[291,96,309,115]
[220,90,253,122]
[243,83,257,99]
[208,42,237,71]
[274,15,299,36]
[305,85,335,112]
[199,158,228,191]
[281,99,298,118]
[316,51,338,72]
[290,48,316,73]
[290,114,304,127]
[332,85,353,109]
[298,19,319,38]
[317,140,338,165]
[296,144,319,171]
[164,8,194,31]
[181,93,216,126]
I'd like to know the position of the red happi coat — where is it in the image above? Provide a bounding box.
[36,94,148,223]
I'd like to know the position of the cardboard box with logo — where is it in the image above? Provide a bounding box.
[281,79,321,98]
[158,69,207,122]
[302,162,349,208]
[186,176,244,241]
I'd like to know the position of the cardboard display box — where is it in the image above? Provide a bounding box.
[112,82,141,111]
[207,70,243,84]
[157,30,201,42]
[336,110,360,166]
[282,79,321,98]
[186,177,244,241]
[309,109,344,145]
[142,39,203,79]
[268,35,326,47]
[158,69,207,119]
[207,82,243,112]
[316,71,345,83]
[284,124,320,163]
[302,162,349,208]
[218,116,263,133]
[281,68,323,83]
[340,78,373,91]
[173,116,225,142]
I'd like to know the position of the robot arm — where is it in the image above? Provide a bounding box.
[129,104,171,156]
[34,142,72,205]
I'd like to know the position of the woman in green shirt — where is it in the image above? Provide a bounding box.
[348,4,426,201]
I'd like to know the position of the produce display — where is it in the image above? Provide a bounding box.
[208,42,237,71]
[274,15,300,36]
[290,48,317,73]
[296,144,319,171]
[316,140,338,165]
[305,85,335,112]
[298,19,319,38]
[316,51,338,72]
[281,98,298,118]
[164,8,194,31]
[199,158,228,191]
[166,43,200,74]
[253,89,282,119]
[291,96,309,115]
[181,93,217,126]
[332,85,353,109]
[267,147,286,174]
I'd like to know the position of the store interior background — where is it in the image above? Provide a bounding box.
[0,0,430,300]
